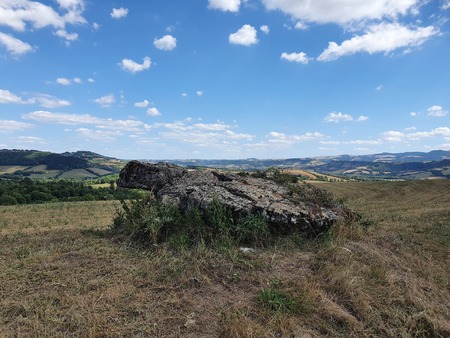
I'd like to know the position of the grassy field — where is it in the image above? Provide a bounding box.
[0,181,449,337]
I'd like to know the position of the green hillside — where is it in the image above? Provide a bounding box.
[0,150,126,180]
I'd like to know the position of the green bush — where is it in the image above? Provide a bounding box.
[112,194,271,248]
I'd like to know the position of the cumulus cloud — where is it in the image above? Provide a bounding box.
[119,57,151,73]
[295,21,308,30]
[382,127,450,142]
[262,0,421,25]
[15,136,46,145]
[28,94,71,108]
[0,0,86,50]
[55,29,78,42]
[0,32,33,55]
[229,25,258,46]
[318,23,438,61]
[111,7,128,19]
[153,35,177,51]
[56,77,71,86]
[356,115,369,122]
[427,105,448,117]
[0,0,86,31]
[160,120,254,146]
[135,100,150,108]
[23,111,151,132]
[147,107,161,116]
[281,52,310,64]
[0,89,70,108]
[0,120,34,132]
[260,25,270,34]
[0,89,24,104]
[208,0,241,12]
[411,111,418,116]
[324,112,354,123]
[76,128,120,142]
[442,1,450,10]
[268,131,324,144]
[94,94,115,107]
[196,91,204,97]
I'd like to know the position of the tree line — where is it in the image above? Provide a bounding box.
[0,177,142,205]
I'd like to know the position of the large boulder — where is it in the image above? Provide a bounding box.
[117,161,348,235]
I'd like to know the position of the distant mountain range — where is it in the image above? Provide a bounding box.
[1,149,449,180]
[162,150,450,180]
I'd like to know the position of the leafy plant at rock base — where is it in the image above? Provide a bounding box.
[112,194,273,248]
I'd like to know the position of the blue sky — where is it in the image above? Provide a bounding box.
[1,0,450,160]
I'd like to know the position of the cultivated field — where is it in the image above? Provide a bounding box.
[0,181,449,337]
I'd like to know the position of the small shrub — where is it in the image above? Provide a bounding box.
[112,194,181,244]
[235,213,270,247]
[258,287,299,314]
[113,195,271,248]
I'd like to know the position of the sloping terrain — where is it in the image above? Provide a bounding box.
[0,150,126,179]
[1,180,449,337]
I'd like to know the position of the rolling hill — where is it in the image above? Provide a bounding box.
[0,149,126,180]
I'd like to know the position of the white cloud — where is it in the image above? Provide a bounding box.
[224,130,253,140]
[411,111,418,116]
[15,136,46,144]
[280,52,310,64]
[295,21,308,30]
[317,23,438,61]
[23,111,151,132]
[154,35,177,51]
[119,57,151,73]
[181,93,188,97]
[344,139,382,145]
[376,84,383,91]
[324,112,354,123]
[161,120,254,146]
[88,78,95,83]
[356,115,369,122]
[0,32,33,55]
[0,1,86,32]
[427,105,448,117]
[94,94,115,107]
[262,0,421,25]
[73,77,82,84]
[208,0,241,12]
[442,1,450,10]
[260,25,270,34]
[381,127,450,142]
[268,131,324,144]
[76,128,119,142]
[0,89,70,108]
[229,25,258,46]
[320,140,341,145]
[111,7,128,19]
[147,107,161,116]
[0,89,23,104]
[0,120,34,132]
[55,29,78,42]
[135,100,150,108]
[382,130,405,142]
[28,94,71,108]
[196,91,204,97]
[56,77,71,86]
[92,22,100,30]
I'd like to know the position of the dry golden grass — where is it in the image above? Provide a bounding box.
[1,180,449,337]
[0,201,117,235]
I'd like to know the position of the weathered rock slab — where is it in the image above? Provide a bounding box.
[117,161,347,235]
